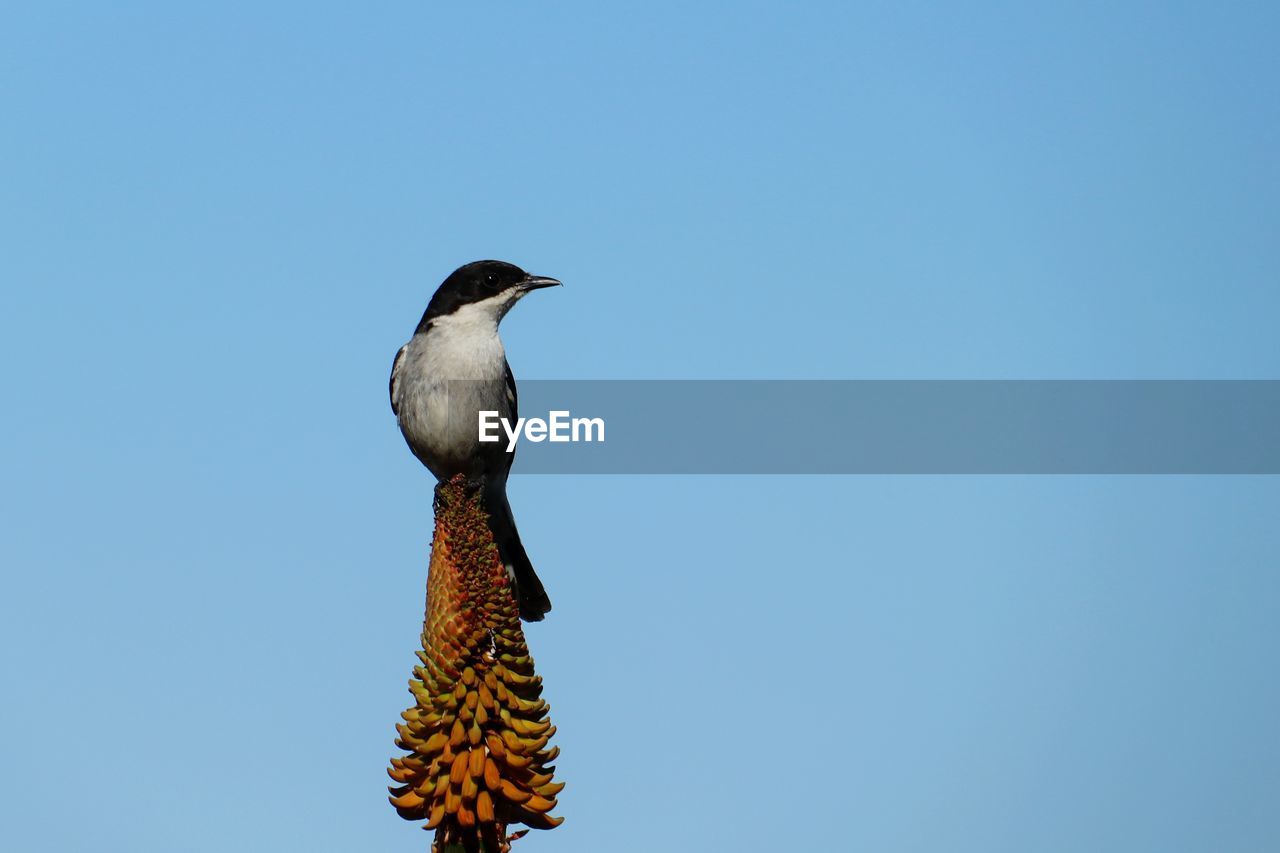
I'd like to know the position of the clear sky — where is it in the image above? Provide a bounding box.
[3,2,1279,851]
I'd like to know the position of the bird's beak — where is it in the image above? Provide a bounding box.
[521,275,562,291]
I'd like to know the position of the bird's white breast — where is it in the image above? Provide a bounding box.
[393,297,513,478]
[418,302,508,380]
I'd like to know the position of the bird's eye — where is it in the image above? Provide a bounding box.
[485,274,498,287]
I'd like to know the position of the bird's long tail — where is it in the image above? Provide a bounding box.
[483,485,552,622]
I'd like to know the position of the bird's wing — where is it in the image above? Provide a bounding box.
[503,358,518,472]
[503,358,518,418]
[389,344,407,416]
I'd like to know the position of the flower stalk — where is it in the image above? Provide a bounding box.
[389,476,564,853]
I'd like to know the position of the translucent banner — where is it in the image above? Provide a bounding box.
[437,380,1280,474]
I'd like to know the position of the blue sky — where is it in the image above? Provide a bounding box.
[2,2,1278,851]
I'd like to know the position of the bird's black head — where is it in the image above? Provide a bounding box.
[417,260,561,332]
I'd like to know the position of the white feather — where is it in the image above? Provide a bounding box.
[391,291,523,479]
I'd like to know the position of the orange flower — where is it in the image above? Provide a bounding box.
[389,476,563,853]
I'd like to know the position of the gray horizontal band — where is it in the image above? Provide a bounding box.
[440,380,1280,474]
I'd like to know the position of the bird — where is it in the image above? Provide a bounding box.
[390,260,561,621]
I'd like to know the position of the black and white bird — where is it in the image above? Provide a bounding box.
[390,260,561,621]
